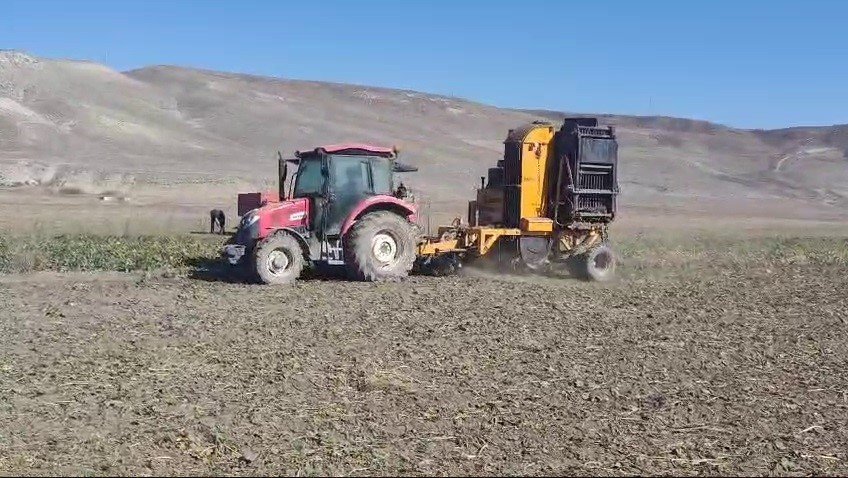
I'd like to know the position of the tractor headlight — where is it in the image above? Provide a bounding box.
[242,211,260,229]
[235,211,261,244]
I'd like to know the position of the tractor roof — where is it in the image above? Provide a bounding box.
[298,143,396,158]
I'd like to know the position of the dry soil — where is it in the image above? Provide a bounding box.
[1,256,846,476]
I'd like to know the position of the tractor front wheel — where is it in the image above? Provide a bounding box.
[253,233,305,285]
[344,211,416,281]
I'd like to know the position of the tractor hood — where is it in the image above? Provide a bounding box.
[238,197,310,242]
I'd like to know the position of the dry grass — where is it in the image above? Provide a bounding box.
[618,234,848,272]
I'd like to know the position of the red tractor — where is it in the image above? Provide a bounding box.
[223,144,420,284]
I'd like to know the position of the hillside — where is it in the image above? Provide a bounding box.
[2,50,847,223]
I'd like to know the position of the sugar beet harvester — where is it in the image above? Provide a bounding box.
[222,118,619,284]
[417,117,619,280]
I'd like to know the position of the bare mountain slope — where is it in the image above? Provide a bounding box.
[1,51,847,221]
[123,64,534,199]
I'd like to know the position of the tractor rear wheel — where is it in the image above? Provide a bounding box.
[344,211,416,281]
[253,232,305,285]
[571,243,616,281]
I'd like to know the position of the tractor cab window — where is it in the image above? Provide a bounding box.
[293,157,324,197]
[369,157,393,194]
[331,155,371,196]
[329,155,394,196]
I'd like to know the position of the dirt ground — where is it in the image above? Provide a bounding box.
[2,253,847,476]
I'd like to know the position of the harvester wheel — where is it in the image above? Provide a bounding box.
[344,211,416,281]
[253,232,305,285]
[573,243,616,282]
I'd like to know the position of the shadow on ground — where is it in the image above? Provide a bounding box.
[186,257,338,284]
[187,256,246,283]
[188,230,233,236]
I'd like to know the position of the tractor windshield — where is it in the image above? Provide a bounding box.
[293,157,323,197]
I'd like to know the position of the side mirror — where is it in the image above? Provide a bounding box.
[277,152,287,199]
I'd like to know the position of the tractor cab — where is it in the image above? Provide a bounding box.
[291,144,404,238]
[226,143,419,284]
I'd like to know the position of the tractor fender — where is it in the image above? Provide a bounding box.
[264,227,311,259]
[340,195,417,236]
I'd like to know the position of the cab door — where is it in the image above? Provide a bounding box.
[322,155,373,238]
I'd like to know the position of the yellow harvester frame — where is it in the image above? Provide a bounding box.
[417,226,522,257]
[415,121,608,263]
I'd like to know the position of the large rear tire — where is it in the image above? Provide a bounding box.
[344,211,417,281]
[253,233,305,285]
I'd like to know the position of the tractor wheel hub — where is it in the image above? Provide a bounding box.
[371,233,398,264]
[268,249,290,274]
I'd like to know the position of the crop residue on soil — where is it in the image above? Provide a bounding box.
[1,262,847,475]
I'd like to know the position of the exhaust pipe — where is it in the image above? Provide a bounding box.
[277,152,287,200]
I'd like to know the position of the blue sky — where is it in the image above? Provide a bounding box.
[2,0,846,129]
